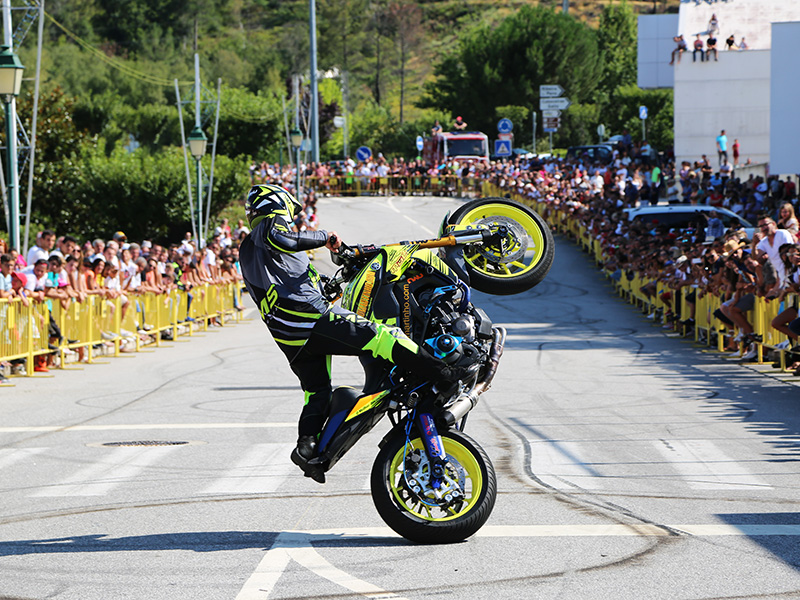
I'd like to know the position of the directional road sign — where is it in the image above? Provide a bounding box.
[415,135,424,151]
[494,139,512,157]
[639,105,648,120]
[540,97,572,111]
[356,146,372,161]
[497,118,513,134]
[540,84,565,98]
[542,110,561,119]
[544,117,561,129]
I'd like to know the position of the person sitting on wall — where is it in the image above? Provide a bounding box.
[669,34,687,65]
[706,33,718,61]
[693,34,705,62]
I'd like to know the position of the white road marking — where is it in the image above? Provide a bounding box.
[530,440,604,490]
[386,197,435,235]
[653,439,772,490]
[0,422,295,433]
[275,524,800,538]
[235,531,409,600]
[235,523,800,598]
[32,446,179,497]
[202,443,295,495]
[0,447,47,469]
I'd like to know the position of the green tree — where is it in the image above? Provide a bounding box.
[607,85,673,149]
[418,5,602,136]
[596,0,638,104]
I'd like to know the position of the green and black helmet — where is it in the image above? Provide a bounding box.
[244,184,303,228]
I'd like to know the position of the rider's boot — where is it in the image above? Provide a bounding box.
[291,436,326,484]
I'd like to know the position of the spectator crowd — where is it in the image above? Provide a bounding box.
[0,218,257,379]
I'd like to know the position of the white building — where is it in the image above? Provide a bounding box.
[638,0,800,174]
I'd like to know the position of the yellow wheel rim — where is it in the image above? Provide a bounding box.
[454,204,546,278]
[387,437,483,522]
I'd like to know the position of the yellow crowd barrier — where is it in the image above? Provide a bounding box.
[480,180,798,369]
[301,174,481,197]
[1,283,244,378]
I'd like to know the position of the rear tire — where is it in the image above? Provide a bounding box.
[370,429,496,544]
[448,197,554,295]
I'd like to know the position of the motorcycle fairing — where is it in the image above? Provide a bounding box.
[347,389,391,421]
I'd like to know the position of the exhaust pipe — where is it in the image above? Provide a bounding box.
[440,327,506,427]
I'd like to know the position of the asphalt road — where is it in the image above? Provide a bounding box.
[2,195,800,600]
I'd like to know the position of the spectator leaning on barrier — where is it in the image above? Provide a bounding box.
[756,216,794,287]
[0,253,13,298]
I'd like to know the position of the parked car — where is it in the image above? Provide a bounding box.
[624,205,756,240]
[565,144,614,164]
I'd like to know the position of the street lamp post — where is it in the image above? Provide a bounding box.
[290,128,302,200]
[0,46,25,252]
[187,125,207,244]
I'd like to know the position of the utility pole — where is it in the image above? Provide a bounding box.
[309,0,320,163]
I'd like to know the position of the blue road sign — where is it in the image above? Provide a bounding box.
[416,135,424,152]
[494,140,512,157]
[356,146,372,161]
[639,105,648,120]
[497,118,513,134]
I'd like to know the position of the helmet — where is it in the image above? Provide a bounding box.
[245,184,302,228]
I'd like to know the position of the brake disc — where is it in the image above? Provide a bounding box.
[404,449,466,506]
[470,216,528,264]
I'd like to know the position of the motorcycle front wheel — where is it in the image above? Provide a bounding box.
[447,197,554,295]
[370,429,496,544]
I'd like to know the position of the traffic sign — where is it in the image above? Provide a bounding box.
[498,132,513,141]
[542,110,561,119]
[497,118,513,134]
[494,140,512,157]
[639,105,648,120]
[543,117,561,133]
[333,116,345,128]
[540,84,564,98]
[415,135,424,151]
[356,146,372,161]
[539,97,571,111]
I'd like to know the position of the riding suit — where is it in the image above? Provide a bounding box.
[238,188,449,463]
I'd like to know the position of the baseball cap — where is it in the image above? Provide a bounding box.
[141,240,152,249]
[113,231,127,242]
[11,271,26,286]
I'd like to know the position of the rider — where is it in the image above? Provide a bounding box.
[239,184,459,483]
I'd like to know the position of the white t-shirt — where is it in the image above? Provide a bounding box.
[20,266,46,291]
[757,229,794,285]
[26,245,48,266]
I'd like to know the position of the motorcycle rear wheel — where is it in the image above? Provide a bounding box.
[370,429,496,544]
[447,197,554,295]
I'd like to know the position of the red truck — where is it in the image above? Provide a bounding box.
[422,130,490,166]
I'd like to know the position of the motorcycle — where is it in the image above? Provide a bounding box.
[308,197,554,543]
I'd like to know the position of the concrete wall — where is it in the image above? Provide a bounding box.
[677,0,800,51]
[638,15,679,89]
[674,49,770,168]
[769,22,800,176]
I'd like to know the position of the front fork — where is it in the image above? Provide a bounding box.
[415,412,447,489]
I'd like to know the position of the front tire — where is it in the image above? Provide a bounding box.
[448,197,554,295]
[370,429,496,544]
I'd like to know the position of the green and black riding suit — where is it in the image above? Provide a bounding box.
[239,212,445,439]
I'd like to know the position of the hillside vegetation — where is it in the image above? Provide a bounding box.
[6,0,678,240]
